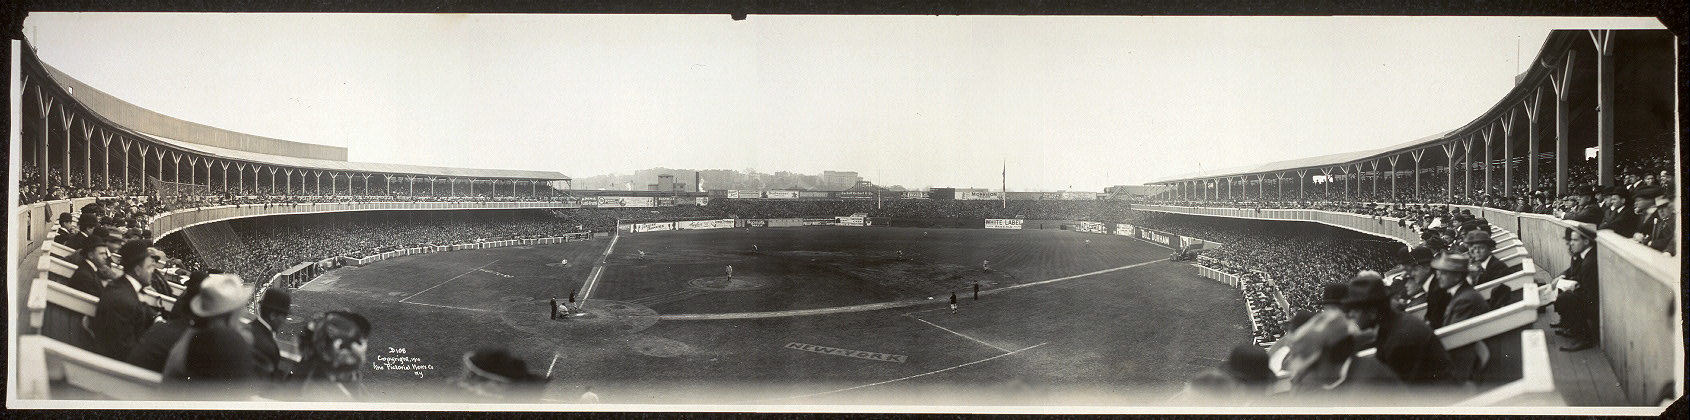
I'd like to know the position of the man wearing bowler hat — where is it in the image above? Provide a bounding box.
[1342,271,1452,386]
[251,287,293,382]
[1562,185,1604,225]
[1463,230,1519,287]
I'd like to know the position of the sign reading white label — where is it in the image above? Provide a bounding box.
[984,219,1024,229]
[784,342,907,363]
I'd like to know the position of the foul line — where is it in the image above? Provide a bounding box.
[909,316,1010,353]
[398,300,544,315]
[398,259,500,304]
[659,258,1164,321]
[739,342,1047,403]
[576,232,622,303]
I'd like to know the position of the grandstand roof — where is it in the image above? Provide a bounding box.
[138,132,570,180]
[1149,130,1454,183]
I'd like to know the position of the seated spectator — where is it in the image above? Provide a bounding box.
[450,347,550,402]
[1597,187,1638,238]
[1462,231,1517,288]
[1431,253,1489,386]
[90,240,163,360]
[292,310,373,401]
[128,270,212,372]
[1552,226,1600,352]
[251,287,294,384]
[52,212,77,245]
[1282,311,1403,403]
[162,273,259,400]
[1341,271,1452,386]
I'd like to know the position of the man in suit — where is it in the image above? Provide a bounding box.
[1432,253,1490,384]
[1343,271,1453,386]
[1562,186,1604,225]
[51,212,78,246]
[250,287,293,383]
[1596,187,1638,238]
[90,239,163,360]
[1282,311,1404,402]
[1553,226,1601,352]
[1463,230,1521,286]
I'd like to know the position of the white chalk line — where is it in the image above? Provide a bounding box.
[398,300,544,315]
[577,233,621,302]
[909,316,1011,353]
[398,259,501,304]
[738,342,1048,403]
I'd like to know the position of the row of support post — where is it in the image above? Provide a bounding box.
[1159,32,1612,203]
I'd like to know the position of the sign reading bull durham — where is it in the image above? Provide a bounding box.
[784,342,907,363]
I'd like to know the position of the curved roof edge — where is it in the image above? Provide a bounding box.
[1148,30,1586,184]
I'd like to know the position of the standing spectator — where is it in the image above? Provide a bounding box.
[1432,253,1490,385]
[292,310,373,401]
[1553,226,1601,352]
[251,287,293,382]
[1597,187,1638,238]
[1342,272,1452,386]
[128,270,212,372]
[162,273,258,399]
[90,240,163,360]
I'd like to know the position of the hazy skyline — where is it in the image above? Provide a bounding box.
[21,14,1663,191]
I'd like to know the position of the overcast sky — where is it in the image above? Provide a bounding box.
[20,14,1663,191]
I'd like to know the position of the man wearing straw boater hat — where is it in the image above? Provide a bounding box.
[162,273,259,399]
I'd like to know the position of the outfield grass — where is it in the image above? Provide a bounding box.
[288,226,1250,405]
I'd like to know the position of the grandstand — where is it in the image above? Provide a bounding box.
[7,23,1679,415]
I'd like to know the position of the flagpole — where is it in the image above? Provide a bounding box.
[1001,160,1007,209]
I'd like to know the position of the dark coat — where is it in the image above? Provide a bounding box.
[249,319,285,381]
[1374,311,1453,386]
[126,320,190,372]
[1444,284,1490,383]
[1565,205,1604,225]
[90,277,157,360]
[1598,205,1639,237]
[1554,247,1601,327]
[1424,286,1450,330]
[1471,256,1521,286]
[66,257,107,297]
[1645,209,1676,253]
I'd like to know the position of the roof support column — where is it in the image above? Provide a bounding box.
[1523,89,1542,194]
[1590,30,1615,187]
[1440,143,1457,201]
[1482,125,1494,197]
[1369,160,1379,198]
[61,110,74,188]
[1411,150,1424,202]
[80,121,94,189]
[1501,111,1516,195]
[1550,50,1575,196]
[235,163,246,192]
[99,131,114,190]
[1461,136,1474,199]
[1320,168,1333,197]
[1388,156,1400,200]
[35,90,54,192]
[119,138,132,191]
[1296,170,1307,200]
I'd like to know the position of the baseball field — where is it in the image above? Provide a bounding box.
[290,226,1250,405]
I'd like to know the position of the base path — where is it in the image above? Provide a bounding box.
[657,259,1165,321]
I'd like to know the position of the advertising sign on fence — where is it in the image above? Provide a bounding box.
[837,215,871,227]
[901,191,929,199]
[765,190,799,199]
[741,219,769,227]
[1114,223,1136,237]
[1138,228,1180,247]
[677,219,737,230]
[984,219,1024,229]
[836,191,876,199]
[767,218,803,227]
[1076,221,1107,234]
[633,222,676,232]
[803,218,838,226]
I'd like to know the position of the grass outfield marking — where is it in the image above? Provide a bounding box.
[398,259,501,304]
[738,342,1048,403]
[908,316,1011,353]
[576,232,621,303]
[658,259,1165,321]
